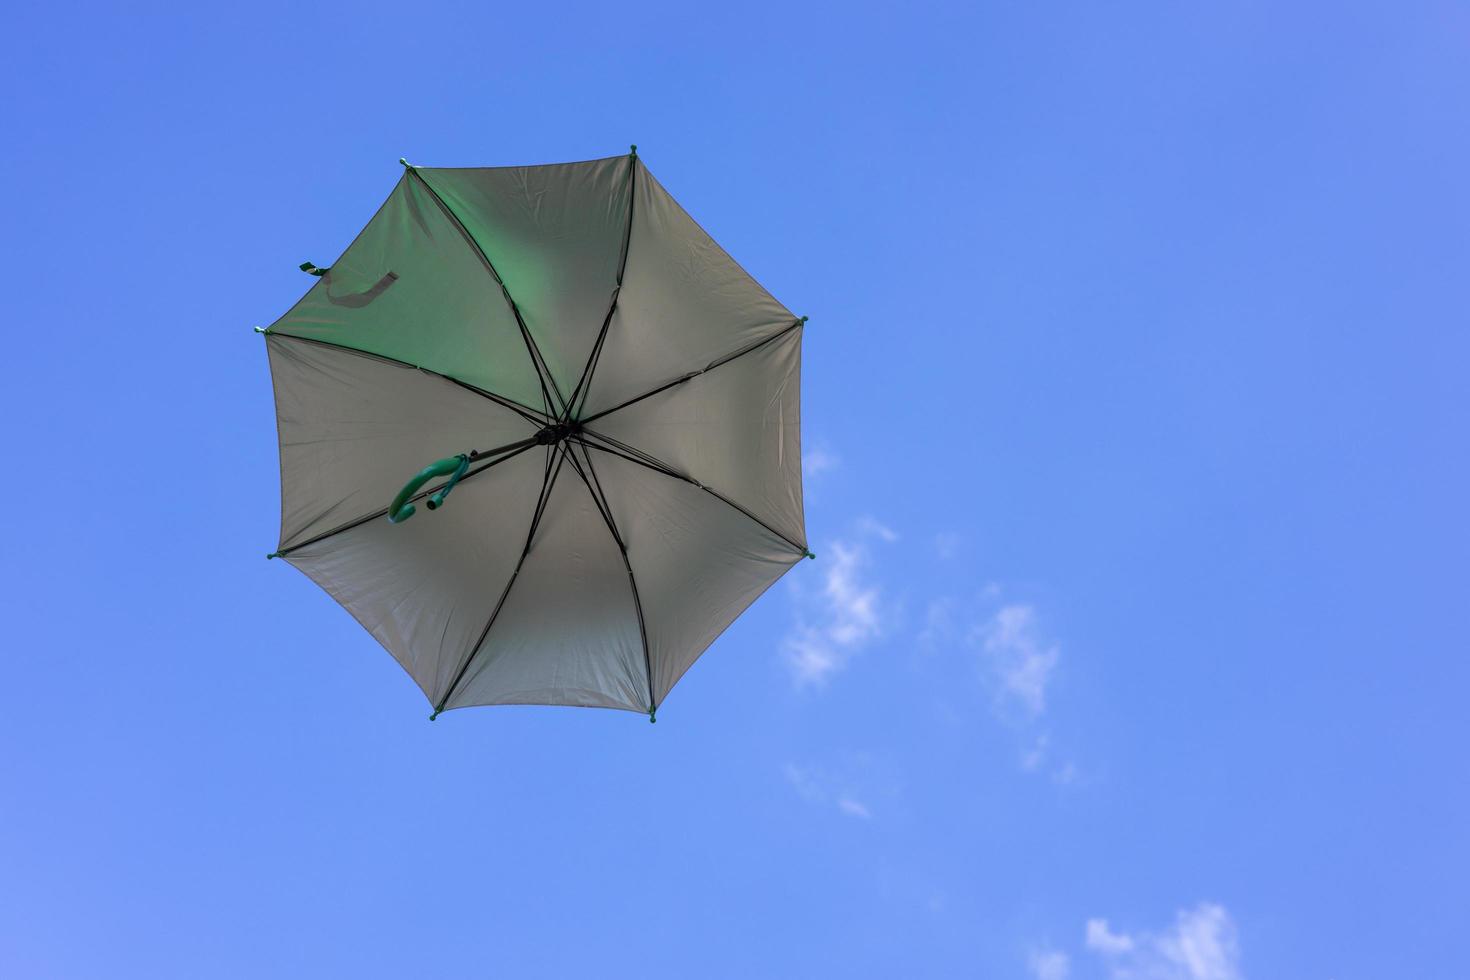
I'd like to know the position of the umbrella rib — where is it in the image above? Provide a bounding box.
[577,429,808,558]
[270,440,540,559]
[578,317,804,427]
[404,167,569,418]
[561,438,657,714]
[433,445,567,715]
[267,331,550,426]
[564,152,638,421]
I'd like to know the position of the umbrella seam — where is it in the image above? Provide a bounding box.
[267,331,550,427]
[560,439,657,713]
[577,430,808,557]
[579,318,804,426]
[434,445,566,712]
[565,151,639,421]
[271,441,539,559]
[405,167,568,418]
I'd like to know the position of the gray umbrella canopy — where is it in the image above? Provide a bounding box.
[262,150,808,720]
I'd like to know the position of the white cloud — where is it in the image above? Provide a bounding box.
[917,591,1076,778]
[856,515,899,542]
[1029,948,1071,980]
[976,604,1059,717]
[1021,733,1051,772]
[803,446,839,478]
[783,763,875,820]
[1087,919,1136,955]
[784,523,894,687]
[1051,761,1080,786]
[919,597,1059,715]
[782,763,823,803]
[919,597,956,649]
[1086,904,1241,980]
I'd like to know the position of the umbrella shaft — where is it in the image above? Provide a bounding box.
[470,434,541,459]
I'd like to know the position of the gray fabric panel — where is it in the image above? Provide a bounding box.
[267,334,537,551]
[588,324,805,550]
[583,445,801,705]
[414,157,632,405]
[581,160,796,416]
[283,450,549,703]
[446,453,648,712]
[267,173,547,412]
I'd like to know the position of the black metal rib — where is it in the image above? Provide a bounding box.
[271,441,539,559]
[560,438,657,714]
[577,430,808,558]
[404,167,568,418]
[267,331,550,427]
[564,152,638,421]
[579,317,804,427]
[433,444,567,714]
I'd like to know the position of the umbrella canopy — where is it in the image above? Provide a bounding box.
[261,149,809,720]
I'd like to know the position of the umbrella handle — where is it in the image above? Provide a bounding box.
[388,455,470,524]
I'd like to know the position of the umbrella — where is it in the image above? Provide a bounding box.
[260,148,810,721]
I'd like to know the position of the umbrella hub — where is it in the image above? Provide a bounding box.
[535,420,580,445]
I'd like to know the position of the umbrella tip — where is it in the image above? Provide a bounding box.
[399,157,414,169]
[648,707,656,724]
[253,326,268,334]
[800,315,809,324]
[630,144,637,156]
[266,550,282,560]
[429,707,441,721]
[803,550,816,560]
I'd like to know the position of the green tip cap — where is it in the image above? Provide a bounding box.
[399,157,413,169]
[630,144,638,155]
[800,315,809,323]
[429,708,441,721]
[648,707,657,724]
[253,326,268,334]
[266,551,282,560]
[804,550,816,560]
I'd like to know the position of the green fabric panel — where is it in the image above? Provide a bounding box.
[413,156,632,403]
[268,174,547,413]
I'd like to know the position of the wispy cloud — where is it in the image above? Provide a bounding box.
[783,520,896,687]
[782,763,823,803]
[803,445,839,478]
[1086,903,1241,980]
[919,596,956,649]
[920,591,1075,778]
[1086,919,1136,955]
[1021,733,1051,772]
[976,604,1059,717]
[855,515,899,542]
[1028,948,1071,980]
[783,763,876,820]
[921,595,1061,717]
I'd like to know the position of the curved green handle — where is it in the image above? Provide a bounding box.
[388,455,469,524]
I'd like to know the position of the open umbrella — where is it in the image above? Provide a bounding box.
[260,148,810,721]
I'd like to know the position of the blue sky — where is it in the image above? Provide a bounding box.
[3,2,1467,977]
